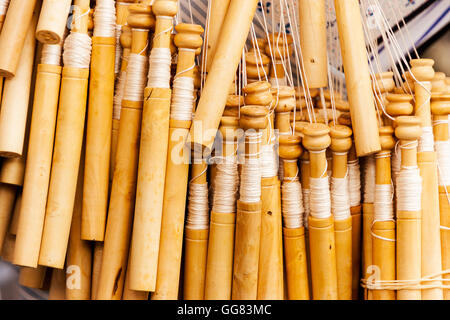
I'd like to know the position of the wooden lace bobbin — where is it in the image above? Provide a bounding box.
[274,86,296,133]
[38,0,91,269]
[66,154,92,300]
[14,41,64,267]
[204,0,231,72]
[0,11,37,158]
[265,33,293,88]
[49,268,66,300]
[188,0,259,154]
[19,266,47,289]
[81,0,118,241]
[431,72,447,94]
[333,0,381,157]
[129,0,177,292]
[430,94,450,300]
[232,105,267,300]
[183,157,209,300]
[371,126,396,301]
[204,116,239,300]
[338,112,362,300]
[395,116,422,300]
[0,183,17,250]
[411,58,443,300]
[298,0,327,88]
[35,0,71,44]
[97,3,154,300]
[279,135,309,300]
[114,1,134,77]
[245,51,270,83]
[372,72,395,126]
[151,23,203,300]
[329,124,353,300]
[111,25,132,181]
[0,0,37,78]
[302,123,338,299]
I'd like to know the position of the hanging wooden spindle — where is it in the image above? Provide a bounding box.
[395,116,422,300]
[265,33,292,88]
[302,123,338,299]
[245,50,270,84]
[411,58,443,299]
[97,3,153,300]
[35,0,72,44]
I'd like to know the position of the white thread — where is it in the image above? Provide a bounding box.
[94,0,116,38]
[331,176,351,220]
[363,156,376,203]
[240,132,262,203]
[435,141,450,186]
[171,77,194,121]
[309,177,331,219]
[123,54,148,101]
[282,179,304,228]
[374,184,394,221]
[63,32,92,68]
[348,160,361,207]
[261,142,278,178]
[41,44,62,66]
[396,167,422,212]
[213,156,239,213]
[147,48,171,88]
[302,188,310,228]
[0,0,9,15]
[418,126,434,152]
[186,183,209,230]
[113,70,126,119]
[114,25,122,75]
[392,146,401,183]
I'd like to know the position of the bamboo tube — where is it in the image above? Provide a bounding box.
[279,134,309,300]
[431,93,450,300]
[0,183,17,250]
[129,0,177,292]
[151,22,203,301]
[97,4,153,300]
[38,0,92,269]
[189,0,259,153]
[333,0,380,156]
[371,126,396,300]
[0,0,38,78]
[183,159,209,300]
[204,115,239,300]
[66,153,92,300]
[204,0,231,72]
[232,105,267,300]
[49,268,66,300]
[298,0,327,88]
[19,266,47,289]
[14,43,63,268]
[82,1,117,241]
[35,0,71,44]
[0,13,37,157]
[91,242,103,300]
[330,124,353,300]
[302,123,338,300]
[411,59,443,300]
[9,191,21,235]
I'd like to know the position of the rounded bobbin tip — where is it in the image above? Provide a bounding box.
[152,0,178,17]
[394,116,422,141]
[372,71,395,93]
[272,86,296,113]
[431,72,447,93]
[386,93,414,117]
[410,58,435,82]
[302,123,331,151]
[279,135,302,160]
[330,125,352,153]
[338,112,352,127]
[243,81,273,106]
[127,4,155,29]
[379,126,395,151]
[431,93,450,115]
[239,105,268,130]
[223,95,244,117]
[294,121,311,138]
[36,31,61,45]
[174,23,204,50]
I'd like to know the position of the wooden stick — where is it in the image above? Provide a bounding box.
[19,266,47,289]
[129,0,178,292]
[265,33,292,88]
[38,0,91,269]
[189,0,259,153]
[333,0,380,156]
[151,22,203,300]
[90,242,103,300]
[0,0,38,78]
[36,0,72,44]
[0,183,17,250]
[9,190,21,235]
[302,123,338,299]
[97,3,153,300]
[0,12,37,157]
[411,58,443,299]
[49,268,66,300]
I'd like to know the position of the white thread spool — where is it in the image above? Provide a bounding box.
[41,44,62,66]
[260,142,278,178]
[147,47,171,88]
[240,132,262,203]
[331,176,350,221]
[396,167,422,212]
[363,155,375,204]
[374,184,394,221]
[348,159,361,207]
[0,0,9,16]
[186,182,209,230]
[113,70,127,120]
[418,126,434,152]
[63,32,92,69]
[309,177,331,219]
[391,147,401,184]
[170,76,194,121]
[123,53,148,101]
[281,178,304,229]
[93,0,116,38]
[435,141,450,187]
[212,156,239,214]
